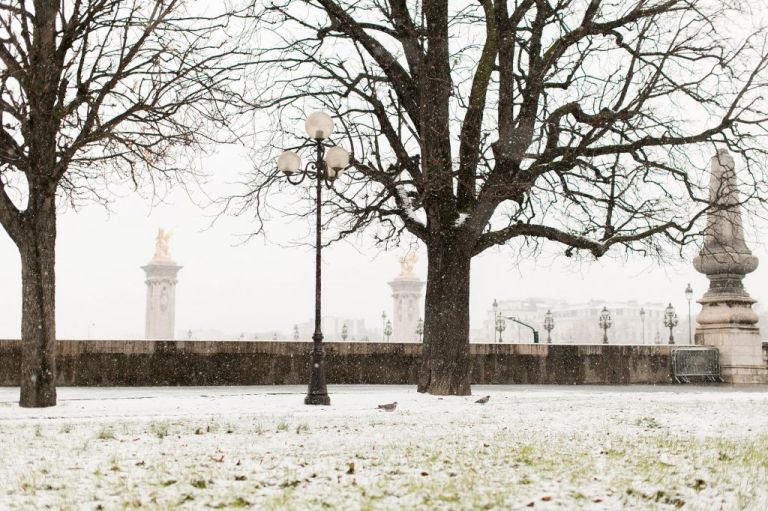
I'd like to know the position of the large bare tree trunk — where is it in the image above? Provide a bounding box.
[18,196,57,408]
[418,240,472,396]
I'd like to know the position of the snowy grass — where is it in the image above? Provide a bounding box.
[1,385,767,509]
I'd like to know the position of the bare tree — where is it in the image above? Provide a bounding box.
[0,0,247,407]
[234,0,768,395]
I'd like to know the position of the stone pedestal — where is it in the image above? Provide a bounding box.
[142,229,182,340]
[695,326,766,383]
[388,255,425,342]
[693,150,767,383]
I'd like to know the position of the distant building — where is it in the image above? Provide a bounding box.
[480,298,689,344]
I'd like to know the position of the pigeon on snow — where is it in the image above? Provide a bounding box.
[475,395,491,404]
[377,401,398,411]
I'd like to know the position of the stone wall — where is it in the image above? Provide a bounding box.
[0,340,675,386]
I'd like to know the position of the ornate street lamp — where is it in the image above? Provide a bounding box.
[276,111,350,406]
[416,318,424,343]
[664,302,679,345]
[384,319,393,342]
[495,315,506,343]
[639,307,646,344]
[492,299,506,343]
[598,306,612,344]
[381,311,387,342]
[685,283,693,344]
[543,310,554,344]
[341,323,348,342]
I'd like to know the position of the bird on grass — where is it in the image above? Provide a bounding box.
[475,395,490,404]
[377,401,398,411]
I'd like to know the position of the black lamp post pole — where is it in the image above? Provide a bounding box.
[278,113,350,406]
[305,140,330,406]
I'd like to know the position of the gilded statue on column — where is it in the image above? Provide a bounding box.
[153,228,172,261]
[399,253,418,277]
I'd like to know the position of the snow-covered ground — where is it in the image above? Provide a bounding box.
[1,385,767,510]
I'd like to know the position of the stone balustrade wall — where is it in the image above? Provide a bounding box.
[0,340,677,386]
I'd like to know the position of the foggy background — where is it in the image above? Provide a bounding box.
[1,143,765,341]
[1,3,767,343]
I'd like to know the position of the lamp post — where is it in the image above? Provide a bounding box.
[639,307,646,344]
[293,324,299,341]
[341,323,348,342]
[384,319,393,342]
[664,302,679,345]
[495,315,507,343]
[416,318,424,343]
[492,299,506,343]
[543,310,554,344]
[599,306,612,344]
[276,111,350,406]
[505,316,539,343]
[685,283,693,344]
[381,311,387,342]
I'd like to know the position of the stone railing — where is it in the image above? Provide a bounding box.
[0,340,674,386]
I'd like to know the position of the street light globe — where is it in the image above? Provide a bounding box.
[324,146,350,177]
[277,150,301,175]
[305,111,334,140]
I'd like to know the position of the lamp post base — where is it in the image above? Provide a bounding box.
[304,393,331,406]
[305,337,330,406]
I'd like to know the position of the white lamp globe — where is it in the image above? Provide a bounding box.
[324,146,350,177]
[277,151,301,175]
[305,111,334,140]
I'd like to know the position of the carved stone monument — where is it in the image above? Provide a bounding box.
[693,149,767,383]
[142,228,182,340]
[388,253,425,342]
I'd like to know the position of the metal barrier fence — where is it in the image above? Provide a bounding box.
[672,346,721,383]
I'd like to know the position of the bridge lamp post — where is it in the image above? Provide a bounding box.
[416,318,424,343]
[543,310,554,344]
[492,299,506,343]
[685,283,693,344]
[599,306,612,344]
[664,303,679,345]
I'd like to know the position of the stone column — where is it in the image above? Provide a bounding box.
[142,229,182,340]
[388,254,425,342]
[693,149,766,383]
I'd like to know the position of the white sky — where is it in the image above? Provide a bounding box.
[1,3,766,340]
[0,142,765,340]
